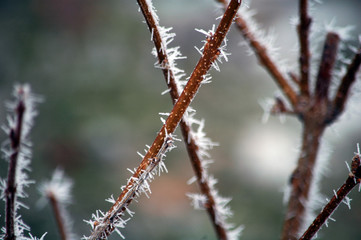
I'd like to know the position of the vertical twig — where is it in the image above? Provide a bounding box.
[298,0,312,96]
[315,32,340,103]
[282,122,325,240]
[87,1,241,239]
[48,192,68,240]
[4,100,25,240]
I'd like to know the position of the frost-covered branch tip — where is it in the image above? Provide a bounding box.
[39,169,76,240]
[0,84,42,240]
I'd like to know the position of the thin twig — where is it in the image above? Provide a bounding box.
[298,0,311,96]
[331,45,361,120]
[88,1,241,239]
[137,0,235,239]
[48,192,68,240]
[4,98,25,240]
[315,32,340,103]
[299,154,361,240]
[216,0,298,107]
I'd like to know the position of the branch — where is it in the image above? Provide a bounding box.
[314,32,340,103]
[48,192,68,240]
[4,95,25,240]
[137,0,241,239]
[299,154,361,240]
[87,1,241,239]
[216,0,298,107]
[331,45,361,120]
[298,0,312,96]
[2,85,40,240]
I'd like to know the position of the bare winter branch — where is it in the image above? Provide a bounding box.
[87,1,241,239]
[315,32,340,103]
[331,45,361,120]
[298,0,312,96]
[216,0,298,107]
[299,154,361,240]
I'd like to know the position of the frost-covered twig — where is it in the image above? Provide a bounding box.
[332,44,361,119]
[216,0,298,106]
[137,0,242,239]
[315,32,340,103]
[39,169,75,240]
[86,1,241,239]
[298,0,312,96]
[0,84,40,240]
[216,0,361,239]
[299,151,361,240]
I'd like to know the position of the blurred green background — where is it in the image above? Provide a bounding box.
[1,0,361,239]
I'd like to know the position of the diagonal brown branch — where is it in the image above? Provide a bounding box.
[298,0,312,96]
[137,0,234,239]
[299,154,361,240]
[331,45,361,120]
[216,0,298,107]
[88,1,241,239]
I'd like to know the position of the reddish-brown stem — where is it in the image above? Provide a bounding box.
[48,192,68,240]
[88,1,241,239]
[282,119,325,240]
[299,176,359,240]
[289,72,301,86]
[331,46,361,120]
[4,100,25,240]
[315,32,340,103]
[216,0,298,107]
[136,0,179,104]
[298,0,311,96]
[137,0,230,238]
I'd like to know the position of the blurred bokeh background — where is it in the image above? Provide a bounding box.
[1,0,361,239]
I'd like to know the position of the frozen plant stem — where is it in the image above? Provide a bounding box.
[137,0,237,239]
[48,192,68,240]
[88,0,241,239]
[4,95,25,240]
[298,0,311,96]
[216,0,298,106]
[299,154,361,240]
[215,0,361,239]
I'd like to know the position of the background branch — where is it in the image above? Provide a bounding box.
[216,0,298,107]
[298,0,312,96]
[315,32,340,103]
[331,45,361,120]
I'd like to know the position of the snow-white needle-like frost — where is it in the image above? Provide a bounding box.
[147,11,241,239]
[236,3,291,79]
[0,84,44,240]
[85,132,176,239]
[38,168,77,240]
